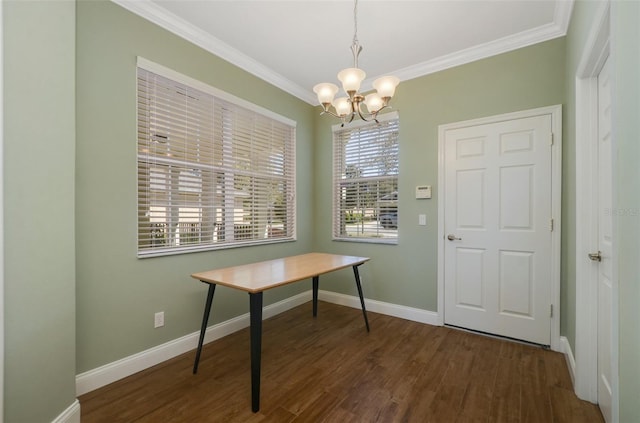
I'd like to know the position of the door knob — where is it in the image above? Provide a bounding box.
[447,234,462,241]
[588,251,602,262]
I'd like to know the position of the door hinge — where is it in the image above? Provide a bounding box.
[550,304,554,318]
[550,133,554,145]
[550,218,554,232]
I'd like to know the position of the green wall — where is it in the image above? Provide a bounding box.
[3,0,77,421]
[5,0,639,420]
[75,0,316,373]
[564,1,640,419]
[312,39,566,311]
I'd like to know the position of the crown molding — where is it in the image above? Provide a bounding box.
[554,0,575,35]
[390,16,570,85]
[364,1,573,90]
[112,0,573,107]
[112,0,316,104]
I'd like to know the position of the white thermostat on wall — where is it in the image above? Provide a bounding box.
[415,185,432,199]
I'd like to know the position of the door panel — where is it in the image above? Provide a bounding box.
[457,169,485,229]
[455,248,486,310]
[500,165,534,230]
[499,250,533,317]
[597,56,613,423]
[444,114,552,345]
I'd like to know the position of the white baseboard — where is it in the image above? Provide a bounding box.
[76,291,311,396]
[318,290,440,326]
[76,290,439,396]
[560,336,576,387]
[51,399,80,423]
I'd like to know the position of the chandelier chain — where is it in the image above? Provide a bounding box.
[353,0,359,45]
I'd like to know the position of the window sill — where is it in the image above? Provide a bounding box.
[332,237,398,245]
[137,237,296,259]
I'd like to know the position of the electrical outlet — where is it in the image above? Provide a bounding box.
[154,311,164,328]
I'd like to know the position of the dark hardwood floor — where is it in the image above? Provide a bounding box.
[80,301,604,422]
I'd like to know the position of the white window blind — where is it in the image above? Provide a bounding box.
[137,59,296,257]
[333,113,399,243]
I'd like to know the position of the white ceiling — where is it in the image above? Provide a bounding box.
[115,0,574,105]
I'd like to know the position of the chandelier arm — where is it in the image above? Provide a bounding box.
[355,102,373,122]
[373,104,392,117]
[320,109,343,119]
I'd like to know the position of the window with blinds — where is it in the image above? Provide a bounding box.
[137,58,296,257]
[333,112,399,243]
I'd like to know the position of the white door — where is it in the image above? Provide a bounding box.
[595,56,613,423]
[443,114,553,345]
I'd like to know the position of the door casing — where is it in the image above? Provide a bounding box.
[437,104,562,352]
[574,3,619,421]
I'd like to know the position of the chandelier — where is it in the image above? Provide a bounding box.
[313,0,399,125]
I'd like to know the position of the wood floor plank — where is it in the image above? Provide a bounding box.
[338,384,396,422]
[427,341,475,422]
[411,322,446,364]
[383,359,425,404]
[288,390,342,422]
[318,405,362,423]
[488,357,521,423]
[520,347,553,423]
[80,302,603,423]
[457,334,501,422]
[549,385,605,423]
[543,348,575,390]
[259,406,297,423]
[396,390,438,423]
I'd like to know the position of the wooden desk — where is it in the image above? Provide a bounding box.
[191,252,370,412]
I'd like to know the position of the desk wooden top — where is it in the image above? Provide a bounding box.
[191,253,370,293]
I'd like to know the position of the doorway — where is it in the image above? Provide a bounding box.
[595,54,613,423]
[437,105,562,349]
[574,3,617,421]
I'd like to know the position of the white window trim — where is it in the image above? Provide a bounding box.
[136,57,297,258]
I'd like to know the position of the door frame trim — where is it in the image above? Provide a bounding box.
[574,3,618,419]
[436,104,563,351]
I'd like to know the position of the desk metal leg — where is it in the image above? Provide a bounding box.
[353,265,370,332]
[249,292,263,412]
[312,276,319,317]
[193,283,216,374]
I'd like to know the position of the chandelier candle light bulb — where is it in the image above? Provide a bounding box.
[364,93,384,113]
[314,83,339,108]
[337,68,366,96]
[313,0,399,125]
[373,76,400,99]
[333,97,352,117]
